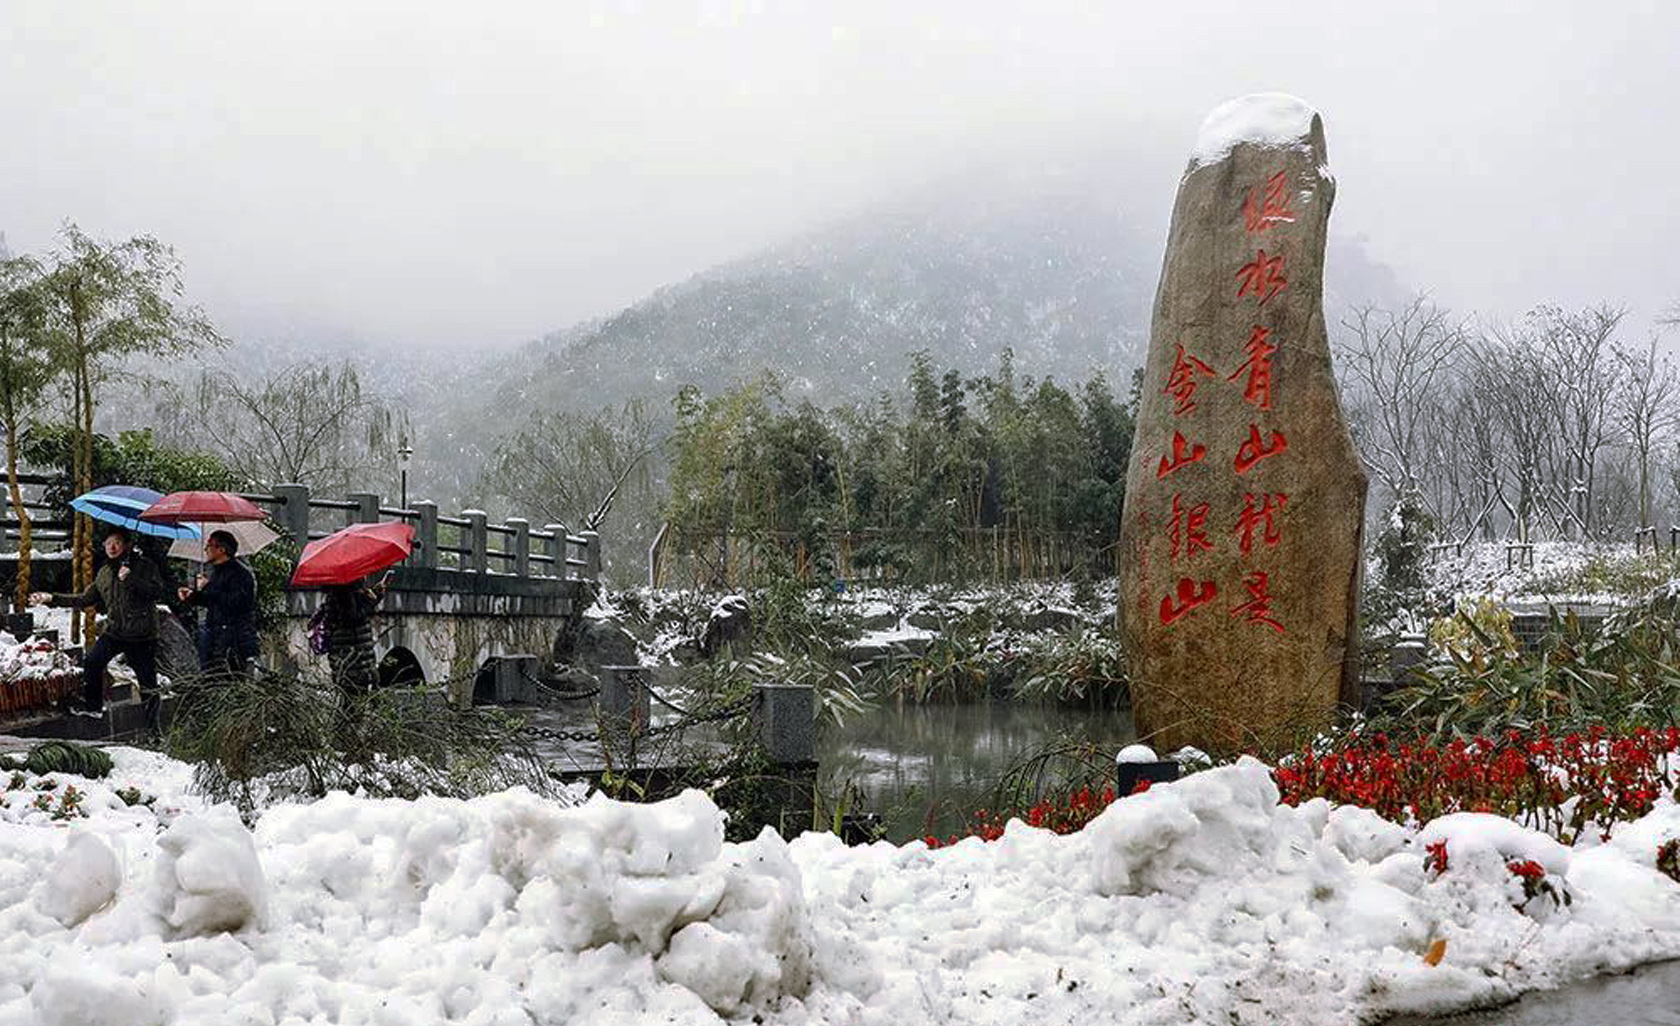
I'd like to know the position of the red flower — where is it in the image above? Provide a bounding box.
[1425,840,1449,876]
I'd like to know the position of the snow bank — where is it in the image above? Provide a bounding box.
[1190,92,1319,167]
[4,750,1680,1024]
[154,811,268,937]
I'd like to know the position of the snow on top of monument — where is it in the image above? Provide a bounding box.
[1190,92,1319,167]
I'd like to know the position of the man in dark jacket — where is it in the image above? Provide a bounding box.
[30,527,163,718]
[178,529,258,675]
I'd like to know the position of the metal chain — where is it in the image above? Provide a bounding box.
[522,692,754,747]
[520,667,601,701]
[641,693,754,739]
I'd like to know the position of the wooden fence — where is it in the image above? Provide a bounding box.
[0,471,69,549]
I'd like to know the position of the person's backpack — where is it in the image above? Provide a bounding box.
[306,605,330,655]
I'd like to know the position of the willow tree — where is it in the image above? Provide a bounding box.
[0,255,55,611]
[180,361,403,495]
[40,225,222,640]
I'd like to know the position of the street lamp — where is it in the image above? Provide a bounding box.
[398,437,413,510]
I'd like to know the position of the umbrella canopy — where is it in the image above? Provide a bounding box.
[168,520,282,562]
[291,521,415,586]
[70,486,203,540]
[141,491,267,525]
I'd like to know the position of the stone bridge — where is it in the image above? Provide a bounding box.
[260,484,601,705]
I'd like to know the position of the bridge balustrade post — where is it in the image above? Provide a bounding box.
[273,483,311,545]
[465,510,489,574]
[414,501,439,569]
[347,491,379,525]
[752,681,815,765]
[581,530,601,582]
[507,518,530,577]
[542,524,566,578]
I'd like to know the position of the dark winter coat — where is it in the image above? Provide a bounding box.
[52,557,164,642]
[185,559,259,666]
[323,584,380,694]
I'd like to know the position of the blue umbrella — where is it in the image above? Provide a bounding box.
[70,486,203,540]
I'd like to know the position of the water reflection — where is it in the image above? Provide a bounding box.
[818,701,1136,842]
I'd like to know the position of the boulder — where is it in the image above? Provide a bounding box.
[155,612,200,683]
[560,618,640,671]
[1118,94,1366,751]
[700,595,753,657]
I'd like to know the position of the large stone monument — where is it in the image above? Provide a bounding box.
[1119,94,1366,752]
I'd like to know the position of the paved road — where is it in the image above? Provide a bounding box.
[1387,959,1680,1025]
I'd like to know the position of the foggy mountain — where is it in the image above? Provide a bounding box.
[482,188,1410,423]
[90,183,1411,508]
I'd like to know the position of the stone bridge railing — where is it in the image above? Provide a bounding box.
[248,484,600,585]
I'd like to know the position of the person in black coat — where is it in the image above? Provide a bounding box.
[322,575,386,700]
[30,527,164,719]
[177,530,259,676]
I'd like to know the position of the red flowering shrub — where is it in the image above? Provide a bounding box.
[1273,727,1680,844]
[926,784,1119,848]
[925,727,1680,854]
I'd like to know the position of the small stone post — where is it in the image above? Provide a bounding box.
[465,511,489,574]
[752,681,815,765]
[273,483,311,545]
[347,491,379,525]
[507,518,530,577]
[414,501,439,569]
[543,524,567,578]
[581,530,602,582]
[493,654,540,704]
[598,665,649,767]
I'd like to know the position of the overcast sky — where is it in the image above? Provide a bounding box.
[3,1,1676,350]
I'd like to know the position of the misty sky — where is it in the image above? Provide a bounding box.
[3,1,1676,351]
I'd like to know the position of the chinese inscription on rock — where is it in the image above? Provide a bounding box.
[1119,95,1367,752]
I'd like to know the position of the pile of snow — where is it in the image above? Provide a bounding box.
[1190,92,1319,168]
[4,749,1680,1023]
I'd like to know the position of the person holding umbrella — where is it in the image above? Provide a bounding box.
[177,529,258,676]
[29,526,164,722]
[292,520,414,733]
[320,575,386,704]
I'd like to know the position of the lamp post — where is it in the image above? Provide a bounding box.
[398,437,413,511]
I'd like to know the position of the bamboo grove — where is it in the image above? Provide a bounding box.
[659,350,1137,587]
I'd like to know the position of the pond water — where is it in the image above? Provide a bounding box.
[817,700,1137,843]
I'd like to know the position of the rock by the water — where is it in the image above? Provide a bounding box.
[700,595,752,657]
[1119,94,1366,752]
[557,618,640,671]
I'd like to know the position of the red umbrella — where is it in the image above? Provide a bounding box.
[140,490,267,525]
[292,521,415,586]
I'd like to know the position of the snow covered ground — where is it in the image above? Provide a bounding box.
[4,749,1679,1025]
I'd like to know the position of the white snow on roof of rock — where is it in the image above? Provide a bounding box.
[1191,92,1318,167]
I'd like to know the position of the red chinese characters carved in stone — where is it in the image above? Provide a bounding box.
[1242,171,1296,234]
[1235,248,1287,306]
[1164,342,1215,415]
[1157,430,1207,479]
[1169,494,1212,561]
[1160,577,1217,626]
[1234,424,1288,474]
[1231,570,1284,632]
[1228,325,1277,411]
[1234,493,1288,555]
